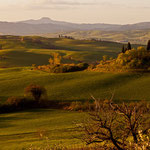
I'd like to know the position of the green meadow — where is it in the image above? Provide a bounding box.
[0,109,85,150]
[0,67,150,103]
[0,36,149,149]
[0,36,141,67]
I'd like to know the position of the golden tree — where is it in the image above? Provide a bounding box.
[49,53,62,66]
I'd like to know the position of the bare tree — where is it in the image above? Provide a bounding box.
[81,98,150,150]
[110,101,149,144]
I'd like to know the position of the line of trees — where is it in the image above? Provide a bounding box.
[122,42,132,53]
[122,40,150,53]
[58,35,74,39]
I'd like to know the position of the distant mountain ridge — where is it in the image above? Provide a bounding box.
[44,29,150,45]
[19,17,73,25]
[0,17,150,35]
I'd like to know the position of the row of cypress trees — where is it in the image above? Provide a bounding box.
[122,40,150,53]
[122,42,132,53]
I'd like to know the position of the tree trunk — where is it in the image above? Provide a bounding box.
[111,139,124,150]
[132,131,138,143]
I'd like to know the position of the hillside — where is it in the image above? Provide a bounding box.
[0,35,150,150]
[43,29,150,45]
[0,68,150,150]
[0,67,150,102]
[0,35,130,67]
[0,35,147,102]
[0,22,76,35]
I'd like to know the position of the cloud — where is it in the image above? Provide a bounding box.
[0,0,99,10]
[41,0,98,5]
[25,0,100,10]
[1,0,150,10]
[26,0,150,10]
[35,0,98,5]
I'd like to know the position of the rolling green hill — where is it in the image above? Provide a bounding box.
[0,67,150,149]
[0,67,150,103]
[0,35,149,150]
[0,35,142,67]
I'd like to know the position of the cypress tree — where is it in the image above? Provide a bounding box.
[127,42,132,50]
[147,40,150,51]
[122,45,125,53]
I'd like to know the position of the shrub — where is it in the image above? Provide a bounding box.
[77,63,89,70]
[49,63,89,73]
[6,96,26,107]
[1,96,37,112]
[25,84,47,103]
[87,64,96,70]
[37,63,89,73]
[116,47,150,69]
[102,55,109,62]
[94,46,150,72]
[67,101,83,111]
[66,101,95,111]
[35,52,89,73]
[49,53,62,66]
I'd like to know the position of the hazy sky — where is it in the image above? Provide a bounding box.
[0,0,150,24]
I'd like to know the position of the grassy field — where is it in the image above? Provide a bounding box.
[0,36,149,150]
[0,109,85,150]
[0,67,150,103]
[0,36,147,103]
[0,36,142,67]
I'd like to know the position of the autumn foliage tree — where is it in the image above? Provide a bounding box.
[49,53,62,66]
[116,47,150,69]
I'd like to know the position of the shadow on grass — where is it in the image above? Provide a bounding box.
[0,116,17,128]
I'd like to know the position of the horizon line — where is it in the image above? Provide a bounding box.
[0,17,150,25]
